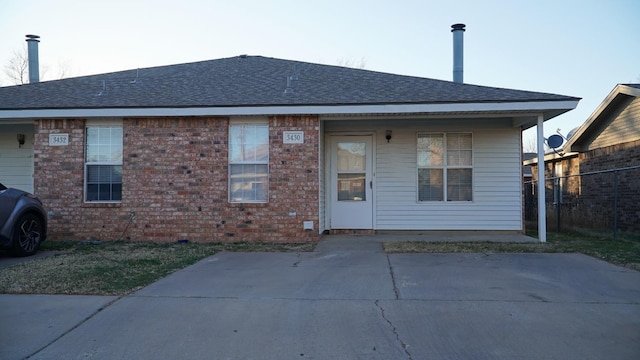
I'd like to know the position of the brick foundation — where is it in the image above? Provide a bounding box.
[35,116,321,243]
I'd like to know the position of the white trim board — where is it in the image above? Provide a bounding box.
[0,100,579,120]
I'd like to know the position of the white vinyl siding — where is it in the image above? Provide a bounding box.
[0,124,34,193]
[588,96,640,150]
[374,124,522,230]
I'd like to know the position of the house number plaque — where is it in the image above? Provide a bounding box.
[49,133,69,146]
[283,131,304,144]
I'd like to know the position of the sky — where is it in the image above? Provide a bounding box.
[1,0,638,148]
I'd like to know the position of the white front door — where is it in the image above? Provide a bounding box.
[330,135,373,229]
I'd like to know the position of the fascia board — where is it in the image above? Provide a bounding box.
[0,100,579,120]
[523,151,579,165]
[564,84,638,152]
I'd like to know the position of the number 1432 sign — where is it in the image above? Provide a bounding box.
[283,131,304,144]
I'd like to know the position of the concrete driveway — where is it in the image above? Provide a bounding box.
[1,236,639,359]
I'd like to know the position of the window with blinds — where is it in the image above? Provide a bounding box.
[417,133,473,202]
[228,121,269,203]
[85,126,123,202]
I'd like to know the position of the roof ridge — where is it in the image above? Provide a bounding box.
[0,54,579,112]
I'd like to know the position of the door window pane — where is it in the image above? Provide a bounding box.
[337,173,366,201]
[337,142,366,171]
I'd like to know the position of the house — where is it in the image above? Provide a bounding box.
[522,152,537,182]
[525,84,640,234]
[0,53,579,243]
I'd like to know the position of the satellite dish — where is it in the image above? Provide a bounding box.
[546,134,564,148]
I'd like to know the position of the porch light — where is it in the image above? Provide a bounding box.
[385,130,392,143]
[17,133,25,148]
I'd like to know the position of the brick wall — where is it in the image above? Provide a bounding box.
[578,140,640,233]
[527,140,640,233]
[528,154,580,203]
[34,119,86,238]
[35,115,321,243]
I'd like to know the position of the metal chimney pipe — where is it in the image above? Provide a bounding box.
[451,24,465,83]
[25,34,40,83]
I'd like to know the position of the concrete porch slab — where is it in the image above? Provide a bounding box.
[322,230,538,243]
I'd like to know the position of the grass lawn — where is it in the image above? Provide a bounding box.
[1,232,638,296]
[0,241,314,296]
[384,232,640,271]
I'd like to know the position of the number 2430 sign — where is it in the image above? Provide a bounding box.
[283,131,304,144]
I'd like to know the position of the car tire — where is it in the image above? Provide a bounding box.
[10,213,44,257]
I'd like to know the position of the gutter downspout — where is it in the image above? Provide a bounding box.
[536,114,547,242]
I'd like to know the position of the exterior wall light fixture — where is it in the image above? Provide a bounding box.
[17,133,26,148]
[385,130,392,143]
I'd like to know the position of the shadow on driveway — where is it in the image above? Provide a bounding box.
[1,236,639,360]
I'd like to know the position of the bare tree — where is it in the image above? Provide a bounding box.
[3,47,29,85]
[523,136,537,153]
[55,61,68,79]
[2,46,74,86]
[54,58,73,80]
[336,57,367,69]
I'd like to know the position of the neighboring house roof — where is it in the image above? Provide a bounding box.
[0,55,579,124]
[564,84,640,152]
[522,152,537,177]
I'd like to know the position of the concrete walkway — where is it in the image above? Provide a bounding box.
[364,230,538,243]
[1,236,639,359]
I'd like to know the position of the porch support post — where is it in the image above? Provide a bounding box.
[536,114,547,243]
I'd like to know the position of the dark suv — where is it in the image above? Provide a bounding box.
[0,183,47,256]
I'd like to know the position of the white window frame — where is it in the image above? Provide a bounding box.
[84,119,123,203]
[417,132,473,202]
[228,119,269,203]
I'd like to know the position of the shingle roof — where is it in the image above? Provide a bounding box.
[0,55,578,110]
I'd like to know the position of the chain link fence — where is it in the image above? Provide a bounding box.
[524,165,640,240]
